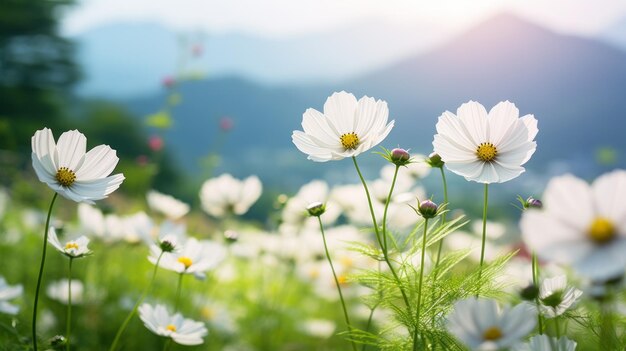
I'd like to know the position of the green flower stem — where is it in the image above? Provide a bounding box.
[381,165,400,253]
[477,183,489,296]
[554,316,560,339]
[174,273,184,312]
[413,218,429,351]
[109,251,165,351]
[433,167,448,270]
[32,192,59,351]
[351,157,412,315]
[317,216,357,351]
[531,252,544,334]
[66,258,74,351]
[162,338,173,351]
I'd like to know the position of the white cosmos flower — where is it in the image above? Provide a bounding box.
[48,227,92,258]
[149,237,227,277]
[0,276,23,315]
[147,190,190,220]
[292,91,394,162]
[538,275,582,318]
[446,298,536,351]
[433,101,537,183]
[199,174,262,217]
[31,128,125,204]
[138,303,208,346]
[521,170,626,281]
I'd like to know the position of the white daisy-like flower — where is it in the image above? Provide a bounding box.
[149,237,227,277]
[432,101,537,183]
[138,303,208,346]
[46,279,84,305]
[199,174,262,217]
[0,276,23,315]
[31,128,125,204]
[147,190,190,220]
[538,275,582,318]
[292,91,394,162]
[513,335,577,351]
[48,227,92,259]
[446,298,536,351]
[521,170,626,281]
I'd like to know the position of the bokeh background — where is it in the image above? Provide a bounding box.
[3,0,626,221]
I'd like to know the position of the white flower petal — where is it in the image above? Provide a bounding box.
[323,91,358,134]
[487,101,519,145]
[592,170,626,227]
[301,108,340,146]
[56,130,87,170]
[31,128,57,174]
[457,101,488,144]
[75,145,119,181]
[435,112,476,152]
[543,174,594,231]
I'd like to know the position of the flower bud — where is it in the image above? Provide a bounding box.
[224,230,239,243]
[159,238,176,253]
[390,148,410,166]
[49,335,67,349]
[519,283,539,301]
[418,199,438,219]
[525,197,543,209]
[541,291,564,308]
[426,152,444,168]
[306,202,326,217]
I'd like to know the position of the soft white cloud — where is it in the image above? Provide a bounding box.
[62,0,626,38]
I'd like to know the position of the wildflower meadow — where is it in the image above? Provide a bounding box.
[3,1,626,350]
[0,88,624,351]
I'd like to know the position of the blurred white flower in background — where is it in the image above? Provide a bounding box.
[521,170,626,281]
[139,303,208,346]
[199,174,262,217]
[513,335,577,351]
[149,237,227,279]
[0,276,23,315]
[147,190,190,220]
[47,227,92,258]
[301,319,336,338]
[538,275,582,318]
[446,298,536,351]
[47,279,84,305]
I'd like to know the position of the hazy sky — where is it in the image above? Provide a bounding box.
[62,0,626,38]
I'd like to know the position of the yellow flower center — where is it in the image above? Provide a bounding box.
[476,142,498,162]
[56,167,76,187]
[177,256,193,269]
[166,324,177,332]
[65,242,79,250]
[482,326,503,341]
[201,306,215,320]
[340,132,360,150]
[588,217,616,243]
[337,274,348,285]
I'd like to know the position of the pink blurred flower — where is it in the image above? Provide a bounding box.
[136,155,149,166]
[162,76,175,88]
[219,117,234,132]
[192,44,203,57]
[149,136,164,151]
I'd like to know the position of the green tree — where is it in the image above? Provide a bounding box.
[0,0,79,151]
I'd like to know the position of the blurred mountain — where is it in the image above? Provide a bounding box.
[72,20,448,98]
[124,13,626,191]
[599,17,626,50]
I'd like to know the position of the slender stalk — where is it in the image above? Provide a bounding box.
[554,317,560,339]
[351,157,412,313]
[66,258,74,351]
[162,338,173,351]
[109,251,165,351]
[531,253,544,334]
[413,218,430,351]
[477,183,489,296]
[174,273,184,312]
[381,165,400,253]
[317,216,357,351]
[433,167,448,270]
[32,192,59,351]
